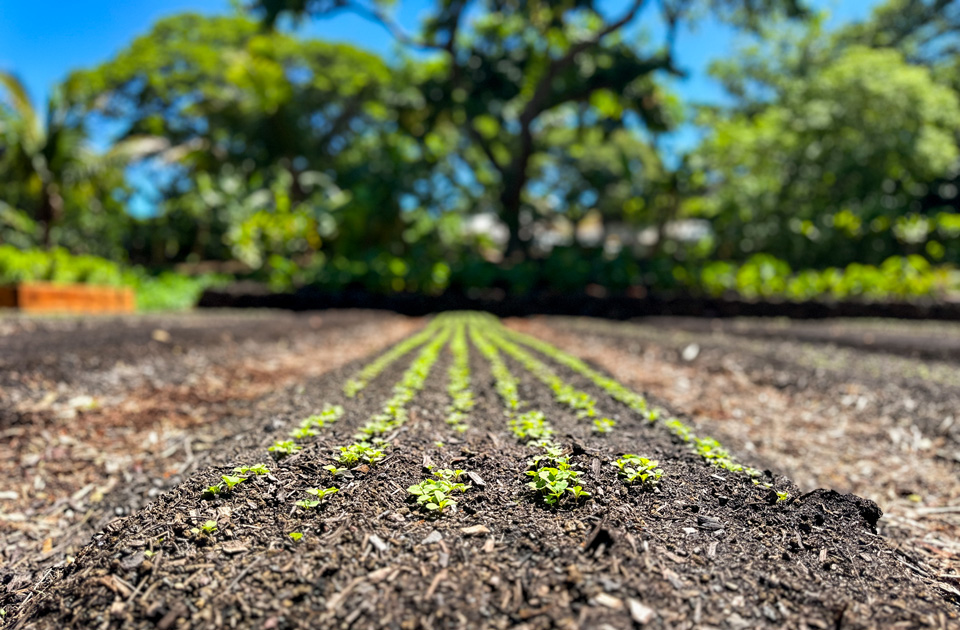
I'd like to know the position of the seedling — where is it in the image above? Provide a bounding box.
[289,532,303,541]
[337,441,385,467]
[295,500,322,509]
[510,410,553,442]
[290,426,317,440]
[776,491,790,503]
[234,463,270,475]
[613,454,663,487]
[306,487,339,501]
[323,464,348,476]
[204,483,223,497]
[269,440,301,457]
[528,441,569,467]
[434,441,445,448]
[191,520,218,535]
[593,417,616,434]
[526,465,589,505]
[407,474,470,514]
[221,475,246,491]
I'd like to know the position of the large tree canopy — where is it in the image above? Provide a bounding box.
[252,0,807,258]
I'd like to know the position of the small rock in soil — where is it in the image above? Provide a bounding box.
[421,530,443,545]
[460,525,490,536]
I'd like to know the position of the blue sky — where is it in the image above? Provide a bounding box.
[1,0,880,112]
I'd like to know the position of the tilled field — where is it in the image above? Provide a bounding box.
[1,311,958,629]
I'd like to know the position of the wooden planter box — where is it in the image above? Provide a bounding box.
[0,282,135,314]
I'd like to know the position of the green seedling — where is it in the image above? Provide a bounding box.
[289,532,303,541]
[290,426,317,440]
[526,465,589,505]
[323,464,348,476]
[269,440,301,457]
[191,520,218,535]
[306,487,339,501]
[221,475,246,491]
[510,410,553,441]
[295,500,321,509]
[234,463,270,475]
[593,417,616,434]
[337,441,385,467]
[776,491,790,503]
[408,474,470,514]
[204,483,223,497]
[613,454,663,487]
[143,549,155,558]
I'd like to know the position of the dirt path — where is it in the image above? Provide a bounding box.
[1,312,958,629]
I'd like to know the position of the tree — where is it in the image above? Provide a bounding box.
[253,0,806,259]
[65,13,443,276]
[692,44,960,266]
[0,72,134,253]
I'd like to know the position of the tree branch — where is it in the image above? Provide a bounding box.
[519,0,648,127]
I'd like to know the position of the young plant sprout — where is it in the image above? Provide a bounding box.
[221,475,246,490]
[289,532,303,541]
[613,455,663,487]
[290,426,317,440]
[337,441,385,467]
[323,464,348,476]
[306,487,339,501]
[296,487,338,509]
[234,463,270,476]
[268,440,301,458]
[191,520,218,535]
[526,464,590,506]
[407,472,471,514]
[593,417,616,434]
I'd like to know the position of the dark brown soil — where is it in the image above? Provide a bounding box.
[2,313,956,629]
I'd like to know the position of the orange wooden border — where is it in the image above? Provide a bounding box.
[0,282,135,313]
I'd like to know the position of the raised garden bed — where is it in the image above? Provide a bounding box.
[0,282,135,314]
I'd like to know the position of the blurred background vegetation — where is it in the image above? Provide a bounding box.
[1,0,959,310]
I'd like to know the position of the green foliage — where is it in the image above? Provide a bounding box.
[336,441,385,467]
[443,319,473,432]
[296,486,340,508]
[613,455,663,487]
[509,410,554,442]
[593,417,616,434]
[234,463,270,475]
[407,470,470,513]
[343,324,439,397]
[526,464,589,506]
[191,520,218,535]
[268,440,301,458]
[288,532,303,541]
[692,254,957,301]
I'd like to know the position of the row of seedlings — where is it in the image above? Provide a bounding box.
[401,314,476,514]
[343,320,445,398]
[332,324,458,515]
[497,323,787,496]
[443,319,474,434]
[274,320,448,510]
[468,322,591,506]
[477,314,663,491]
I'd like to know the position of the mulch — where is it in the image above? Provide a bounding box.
[2,313,956,629]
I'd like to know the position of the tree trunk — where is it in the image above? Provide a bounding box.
[38,184,62,249]
[500,127,534,259]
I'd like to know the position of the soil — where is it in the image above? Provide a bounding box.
[2,311,958,629]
